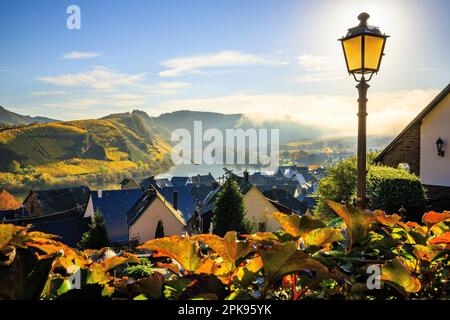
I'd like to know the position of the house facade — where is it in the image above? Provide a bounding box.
[375,84,450,210]
[127,188,186,243]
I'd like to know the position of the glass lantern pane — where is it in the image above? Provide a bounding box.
[364,35,384,71]
[343,36,362,72]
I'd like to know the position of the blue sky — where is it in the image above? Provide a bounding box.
[0,0,449,136]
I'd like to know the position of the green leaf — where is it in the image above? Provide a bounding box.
[380,258,421,293]
[326,201,375,249]
[302,227,344,249]
[259,241,328,285]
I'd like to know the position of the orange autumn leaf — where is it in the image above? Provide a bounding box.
[422,211,450,226]
[429,232,450,245]
[138,236,201,272]
[272,212,325,238]
[375,211,401,227]
[192,232,254,274]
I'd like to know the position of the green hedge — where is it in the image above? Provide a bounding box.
[367,165,427,216]
[314,157,427,219]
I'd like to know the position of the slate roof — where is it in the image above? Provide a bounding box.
[154,178,173,188]
[0,208,28,221]
[255,177,299,195]
[91,189,144,244]
[127,188,186,227]
[263,188,307,215]
[158,185,216,222]
[1,208,89,247]
[191,173,216,187]
[158,186,196,222]
[170,176,190,187]
[140,177,157,190]
[24,186,91,216]
[303,196,317,209]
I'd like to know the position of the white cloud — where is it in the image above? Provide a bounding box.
[159,50,287,77]
[157,89,440,137]
[148,82,191,95]
[37,66,146,90]
[295,54,345,82]
[297,55,340,71]
[62,51,102,60]
[31,90,69,96]
[43,92,148,109]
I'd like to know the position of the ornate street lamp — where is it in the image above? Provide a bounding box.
[339,12,389,209]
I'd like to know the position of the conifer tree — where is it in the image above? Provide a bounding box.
[78,209,109,249]
[212,178,251,236]
[155,220,165,239]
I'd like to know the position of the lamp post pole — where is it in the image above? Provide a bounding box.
[356,77,369,209]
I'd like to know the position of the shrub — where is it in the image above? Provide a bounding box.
[367,165,427,217]
[123,259,153,279]
[314,157,357,219]
[315,156,427,219]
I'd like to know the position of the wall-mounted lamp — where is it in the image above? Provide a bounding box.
[436,137,445,157]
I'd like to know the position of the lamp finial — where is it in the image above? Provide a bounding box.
[358,12,370,26]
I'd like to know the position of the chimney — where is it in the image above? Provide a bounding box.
[173,191,178,210]
[244,170,249,182]
[97,190,103,198]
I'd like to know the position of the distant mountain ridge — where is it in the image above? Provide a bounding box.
[0,106,392,178]
[0,106,58,126]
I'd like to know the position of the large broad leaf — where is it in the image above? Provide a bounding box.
[0,248,57,300]
[422,211,450,227]
[138,236,201,272]
[302,227,345,249]
[0,224,15,249]
[192,232,253,274]
[272,212,325,238]
[413,244,442,262]
[234,256,263,287]
[374,211,401,227]
[326,200,375,249]
[163,274,227,300]
[116,273,165,300]
[259,241,328,285]
[380,258,421,293]
[429,232,450,245]
[242,231,294,243]
[28,239,88,270]
[101,254,140,271]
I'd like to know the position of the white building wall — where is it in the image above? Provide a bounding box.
[243,187,281,232]
[420,94,450,186]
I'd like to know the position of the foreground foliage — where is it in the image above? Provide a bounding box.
[0,201,449,300]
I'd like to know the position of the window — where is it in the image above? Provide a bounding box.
[258,223,266,232]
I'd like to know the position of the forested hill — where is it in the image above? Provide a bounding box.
[0,111,171,177]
